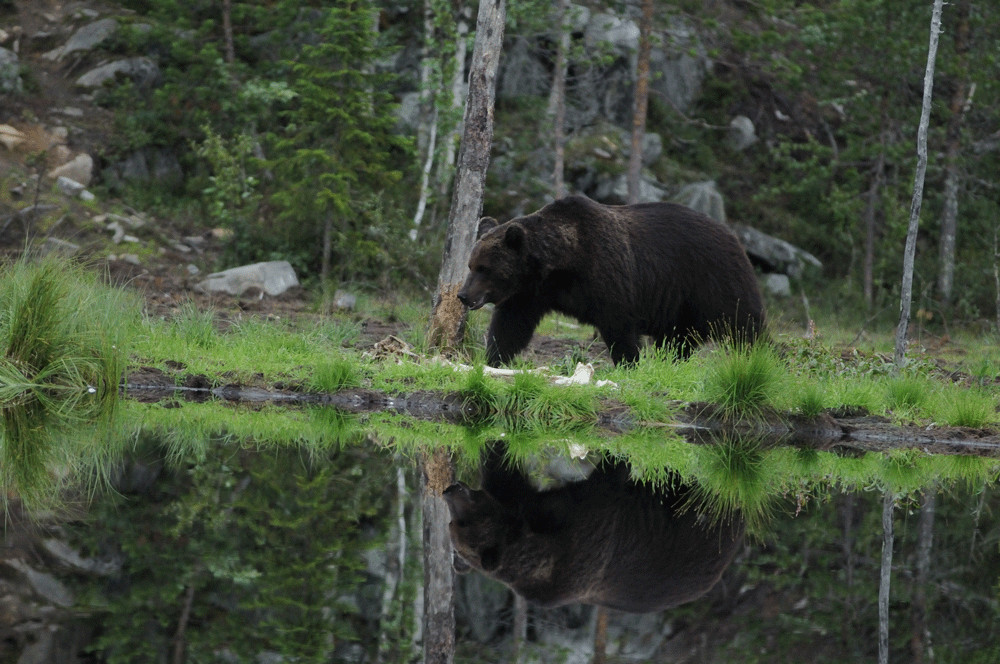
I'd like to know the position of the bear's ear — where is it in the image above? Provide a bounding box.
[503,223,526,251]
[476,216,499,239]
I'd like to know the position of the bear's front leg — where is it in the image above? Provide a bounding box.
[485,300,547,366]
[599,327,642,366]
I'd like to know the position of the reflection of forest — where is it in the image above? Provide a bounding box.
[0,436,992,662]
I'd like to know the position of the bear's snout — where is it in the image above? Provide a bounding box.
[457,281,488,310]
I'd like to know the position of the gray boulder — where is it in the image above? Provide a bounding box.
[649,20,710,114]
[47,153,94,186]
[43,18,118,60]
[195,261,300,297]
[728,115,758,152]
[733,224,823,278]
[673,180,726,223]
[0,47,21,93]
[76,57,161,89]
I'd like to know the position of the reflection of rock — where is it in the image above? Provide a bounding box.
[48,153,94,187]
[195,261,300,297]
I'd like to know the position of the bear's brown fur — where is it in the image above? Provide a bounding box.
[444,444,744,613]
[457,194,765,365]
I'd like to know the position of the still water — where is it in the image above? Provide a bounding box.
[2,388,999,663]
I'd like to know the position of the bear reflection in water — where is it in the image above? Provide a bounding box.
[444,445,744,613]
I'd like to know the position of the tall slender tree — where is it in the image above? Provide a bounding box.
[895,0,945,368]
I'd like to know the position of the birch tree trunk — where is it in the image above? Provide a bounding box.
[863,141,885,310]
[894,0,944,369]
[936,0,972,304]
[411,0,439,241]
[626,0,654,205]
[438,5,473,197]
[427,0,506,352]
[879,491,895,664]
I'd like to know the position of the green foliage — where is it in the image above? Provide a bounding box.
[72,441,397,663]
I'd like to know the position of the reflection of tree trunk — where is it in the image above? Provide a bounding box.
[421,448,456,664]
[839,493,857,654]
[937,0,971,304]
[910,488,936,664]
[377,466,410,663]
[626,0,653,205]
[427,0,506,353]
[512,594,528,661]
[878,491,894,664]
[548,0,569,199]
[172,584,196,664]
[592,606,608,664]
[221,0,235,64]
[895,0,943,368]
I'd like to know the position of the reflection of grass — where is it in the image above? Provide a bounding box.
[688,436,775,535]
[0,258,141,508]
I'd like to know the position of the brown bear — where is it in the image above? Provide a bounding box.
[457,194,765,365]
[444,444,744,613]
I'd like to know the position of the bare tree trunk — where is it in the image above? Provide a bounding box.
[411,0,438,240]
[427,0,506,352]
[221,0,235,64]
[863,143,885,309]
[321,215,333,309]
[879,491,895,664]
[936,0,972,304]
[894,0,944,369]
[421,448,456,664]
[626,0,654,205]
[994,226,1000,333]
[910,487,936,664]
[548,0,570,199]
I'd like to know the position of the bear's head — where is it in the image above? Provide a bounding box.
[457,216,529,310]
[443,481,518,572]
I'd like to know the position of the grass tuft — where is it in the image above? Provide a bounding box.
[0,257,141,510]
[701,342,785,420]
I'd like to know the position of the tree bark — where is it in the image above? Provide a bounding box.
[863,141,885,310]
[592,606,608,664]
[879,491,895,664]
[421,447,456,664]
[895,0,944,368]
[512,593,528,661]
[427,0,506,353]
[626,0,654,205]
[936,0,972,304]
[548,0,570,199]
